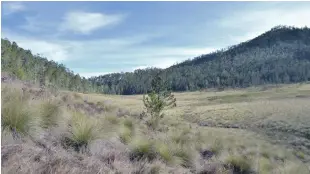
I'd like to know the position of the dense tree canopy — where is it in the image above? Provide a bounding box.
[2,26,310,95]
[1,39,103,93]
[90,26,310,95]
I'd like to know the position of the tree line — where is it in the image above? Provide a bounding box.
[90,26,310,94]
[1,39,104,93]
[2,25,310,95]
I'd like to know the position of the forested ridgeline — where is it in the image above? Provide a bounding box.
[1,39,104,93]
[2,25,310,95]
[90,26,310,95]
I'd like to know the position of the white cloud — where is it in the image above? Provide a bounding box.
[2,2,25,15]
[59,11,125,34]
[2,32,70,62]
[219,4,310,43]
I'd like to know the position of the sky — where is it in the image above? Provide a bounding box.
[1,1,310,78]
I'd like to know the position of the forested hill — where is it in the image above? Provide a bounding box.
[172,25,310,67]
[2,25,310,95]
[1,39,103,93]
[90,26,310,95]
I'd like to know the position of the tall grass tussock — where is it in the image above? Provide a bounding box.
[1,88,34,139]
[39,100,62,128]
[62,111,99,152]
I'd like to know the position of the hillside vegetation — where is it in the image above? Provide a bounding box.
[2,26,310,95]
[90,26,310,95]
[1,39,103,93]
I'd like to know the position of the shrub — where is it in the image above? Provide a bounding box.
[39,100,61,128]
[62,112,98,152]
[1,90,33,139]
[146,117,160,130]
[142,74,176,129]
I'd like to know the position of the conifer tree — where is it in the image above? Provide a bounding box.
[142,73,176,129]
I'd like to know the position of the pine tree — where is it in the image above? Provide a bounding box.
[142,73,176,129]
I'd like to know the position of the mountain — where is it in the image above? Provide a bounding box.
[91,25,310,95]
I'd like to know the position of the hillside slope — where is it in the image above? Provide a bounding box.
[91,26,310,95]
[1,39,103,93]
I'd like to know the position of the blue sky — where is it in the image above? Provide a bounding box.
[2,1,310,78]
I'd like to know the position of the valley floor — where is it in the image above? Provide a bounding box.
[1,82,310,174]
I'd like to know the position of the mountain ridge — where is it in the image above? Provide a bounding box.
[2,25,310,95]
[91,25,310,94]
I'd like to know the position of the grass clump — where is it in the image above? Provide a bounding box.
[119,126,133,144]
[225,155,252,174]
[170,129,192,146]
[39,100,61,128]
[258,157,273,174]
[123,117,134,131]
[62,112,98,152]
[1,90,33,139]
[129,137,157,161]
[155,142,173,163]
[118,117,135,144]
[294,150,306,160]
[174,146,194,168]
[210,139,224,156]
[260,150,271,159]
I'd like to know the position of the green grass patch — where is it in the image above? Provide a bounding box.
[225,155,252,174]
[129,137,157,161]
[1,89,33,138]
[259,157,273,174]
[62,112,98,152]
[173,146,194,168]
[155,142,173,163]
[119,126,133,144]
[39,100,61,128]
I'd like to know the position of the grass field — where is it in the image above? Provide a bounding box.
[1,82,310,173]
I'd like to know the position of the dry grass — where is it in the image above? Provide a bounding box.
[1,83,310,173]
